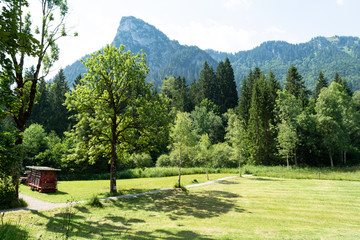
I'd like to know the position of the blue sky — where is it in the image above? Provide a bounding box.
[27,0,360,77]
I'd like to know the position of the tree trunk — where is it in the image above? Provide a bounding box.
[286,153,289,169]
[206,166,209,180]
[329,151,334,167]
[110,142,117,193]
[178,144,182,187]
[239,160,242,177]
[294,147,298,167]
[344,151,347,165]
[110,120,118,194]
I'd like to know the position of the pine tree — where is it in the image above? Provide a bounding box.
[284,65,305,98]
[285,65,309,109]
[216,58,238,113]
[48,69,71,136]
[314,70,328,100]
[238,68,258,125]
[198,61,217,104]
[247,74,266,164]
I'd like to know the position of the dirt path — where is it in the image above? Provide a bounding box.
[2,175,244,213]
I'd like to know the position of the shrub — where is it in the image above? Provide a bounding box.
[0,178,16,209]
[87,195,103,208]
[156,154,173,167]
[131,153,153,169]
[210,143,236,168]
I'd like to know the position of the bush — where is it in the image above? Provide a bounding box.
[210,143,236,168]
[156,154,173,167]
[0,178,16,209]
[131,153,153,168]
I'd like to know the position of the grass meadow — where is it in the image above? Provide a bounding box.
[3,173,360,239]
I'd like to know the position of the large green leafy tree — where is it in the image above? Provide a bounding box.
[315,82,350,167]
[65,45,170,193]
[191,103,224,144]
[1,0,73,198]
[276,89,301,166]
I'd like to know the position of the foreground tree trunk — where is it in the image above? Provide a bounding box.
[110,120,118,193]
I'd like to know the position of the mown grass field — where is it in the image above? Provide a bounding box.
[5,175,360,239]
[19,173,234,203]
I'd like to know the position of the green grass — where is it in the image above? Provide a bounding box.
[57,167,238,181]
[20,173,234,203]
[243,164,360,181]
[6,176,360,239]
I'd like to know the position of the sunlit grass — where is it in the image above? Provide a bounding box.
[19,173,234,203]
[8,176,360,239]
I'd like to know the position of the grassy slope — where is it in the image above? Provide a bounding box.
[6,176,360,239]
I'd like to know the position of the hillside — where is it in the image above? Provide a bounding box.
[207,36,360,91]
[63,16,360,91]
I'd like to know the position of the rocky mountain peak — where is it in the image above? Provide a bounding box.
[112,16,171,48]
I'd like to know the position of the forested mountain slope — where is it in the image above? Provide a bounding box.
[63,16,360,91]
[207,36,360,91]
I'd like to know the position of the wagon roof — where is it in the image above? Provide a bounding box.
[26,166,61,171]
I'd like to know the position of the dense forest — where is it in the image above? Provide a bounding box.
[3,57,359,177]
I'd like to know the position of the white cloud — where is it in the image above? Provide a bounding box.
[163,20,257,53]
[337,0,344,5]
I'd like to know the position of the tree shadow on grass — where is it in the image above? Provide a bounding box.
[0,220,30,239]
[43,190,68,195]
[218,180,240,185]
[29,207,212,239]
[28,188,248,239]
[112,189,249,221]
[248,177,282,181]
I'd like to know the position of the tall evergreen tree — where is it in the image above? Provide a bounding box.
[216,58,238,113]
[285,65,309,109]
[188,78,201,109]
[314,70,328,100]
[284,65,305,98]
[247,73,267,164]
[197,61,218,104]
[238,68,259,125]
[48,69,71,136]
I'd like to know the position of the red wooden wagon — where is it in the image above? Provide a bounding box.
[26,166,61,193]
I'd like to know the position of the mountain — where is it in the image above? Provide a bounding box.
[63,16,360,91]
[63,16,217,87]
[207,36,360,91]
